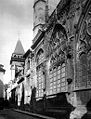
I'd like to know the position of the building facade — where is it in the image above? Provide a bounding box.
[10,40,25,106]
[9,41,34,108]
[23,49,32,104]
[31,0,91,118]
[8,0,91,118]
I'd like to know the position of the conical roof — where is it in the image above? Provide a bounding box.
[14,40,25,55]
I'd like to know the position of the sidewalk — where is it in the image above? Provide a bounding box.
[13,109,56,119]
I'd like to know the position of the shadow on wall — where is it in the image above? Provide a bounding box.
[4,100,10,109]
[30,87,36,113]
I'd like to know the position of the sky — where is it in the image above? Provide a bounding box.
[0,0,61,84]
[0,0,33,84]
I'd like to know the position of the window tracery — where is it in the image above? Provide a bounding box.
[75,5,91,89]
[46,24,70,95]
[36,48,45,65]
[36,48,45,98]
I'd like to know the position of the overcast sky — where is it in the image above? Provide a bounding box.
[0,0,33,84]
[0,0,61,84]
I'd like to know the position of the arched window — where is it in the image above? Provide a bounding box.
[36,48,44,65]
[36,48,45,98]
[46,23,68,96]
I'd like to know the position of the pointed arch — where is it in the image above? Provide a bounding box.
[76,0,91,42]
[51,22,68,40]
[75,0,91,89]
[36,48,45,64]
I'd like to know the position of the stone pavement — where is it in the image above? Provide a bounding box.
[14,109,56,119]
[0,109,54,119]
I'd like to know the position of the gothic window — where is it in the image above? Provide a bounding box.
[51,29,66,51]
[60,63,67,92]
[75,53,87,89]
[36,48,45,65]
[87,51,91,87]
[36,48,45,98]
[47,24,68,95]
[56,66,61,93]
[75,5,91,90]
[36,66,44,98]
[48,63,66,96]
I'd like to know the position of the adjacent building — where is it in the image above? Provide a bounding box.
[10,40,25,106]
[0,64,5,98]
[9,40,34,107]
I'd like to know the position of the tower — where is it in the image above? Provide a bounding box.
[33,0,48,37]
[10,40,25,82]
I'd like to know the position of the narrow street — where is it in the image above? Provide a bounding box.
[0,109,41,119]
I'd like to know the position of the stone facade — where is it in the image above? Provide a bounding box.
[23,49,31,104]
[31,0,91,118]
[33,0,46,37]
[8,0,91,118]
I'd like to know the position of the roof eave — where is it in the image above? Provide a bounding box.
[31,31,45,49]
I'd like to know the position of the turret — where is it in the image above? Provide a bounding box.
[10,40,25,81]
[33,0,47,37]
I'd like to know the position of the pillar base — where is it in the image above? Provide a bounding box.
[66,91,89,119]
[70,105,87,119]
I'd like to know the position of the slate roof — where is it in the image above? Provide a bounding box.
[14,40,25,55]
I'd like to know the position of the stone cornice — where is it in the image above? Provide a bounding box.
[31,30,45,49]
[10,57,25,64]
[23,49,32,59]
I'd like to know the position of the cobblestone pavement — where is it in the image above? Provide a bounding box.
[0,109,40,119]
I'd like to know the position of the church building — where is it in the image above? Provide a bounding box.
[8,0,91,118]
[31,0,91,118]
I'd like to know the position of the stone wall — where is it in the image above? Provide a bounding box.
[32,0,91,118]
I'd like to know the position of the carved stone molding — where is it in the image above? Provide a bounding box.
[77,5,91,59]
